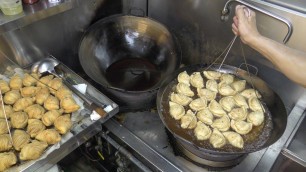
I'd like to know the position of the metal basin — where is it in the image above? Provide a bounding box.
[79,15,181,111]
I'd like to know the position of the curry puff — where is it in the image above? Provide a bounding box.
[36,129,61,145]
[48,78,63,94]
[44,95,59,110]
[247,111,265,127]
[26,119,46,138]
[4,90,21,105]
[170,92,192,106]
[189,72,204,88]
[54,114,72,134]
[55,86,72,100]
[219,96,236,112]
[36,75,54,88]
[209,129,226,148]
[0,134,13,152]
[35,87,50,105]
[23,73,40,87]
[169,101,185,120]
[220,73,234,85]
[208,100,227,118]
[194,121,212,141]
[196,109,214,125]
[176,83,194,97]
[231,119,253,135]
[12,130,30,151]
[13,97,35,111]
[197,88,217,102]
[0,80,10,94]
[223,131,244,149]
[177,71,190,85]
[0,119,11,135]
[9,75,23,90]
[0,152,17,171]
[0,105,13,119]
[180,110,197,129]
[20,140,48,160]
[189,97,207,111]
[203,71,222,80]
[211,115,231,132]
[218,82,236,96]
[10,112,28,129]
[60,96,80,113]
[206,79,218,93]
[42,109,63,126]
[20,86,41,97]
[24,104,45,119]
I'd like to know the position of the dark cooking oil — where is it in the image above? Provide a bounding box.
[105,58,161,91]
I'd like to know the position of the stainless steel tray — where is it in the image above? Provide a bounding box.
[0,56,119,172]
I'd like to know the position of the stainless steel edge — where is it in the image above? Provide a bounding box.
[103,119,183,172]
[283,111,306,148]
[221,0,293,43]
[281,149,306,167]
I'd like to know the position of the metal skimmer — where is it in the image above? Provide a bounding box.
[206,7,251,71]
[206,6,263,108]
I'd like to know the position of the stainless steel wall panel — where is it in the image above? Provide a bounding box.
[0,0,122,70]
[148,0,306,113]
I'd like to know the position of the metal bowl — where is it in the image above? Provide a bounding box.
[79,15,181,111]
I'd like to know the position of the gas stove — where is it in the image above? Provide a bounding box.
[102,108,304,172]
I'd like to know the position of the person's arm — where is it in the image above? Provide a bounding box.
[232,5,306,88]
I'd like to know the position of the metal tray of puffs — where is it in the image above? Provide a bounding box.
[0,55,119,172]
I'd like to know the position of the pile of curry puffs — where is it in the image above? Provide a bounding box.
[0,73,80,171]
[169,71,265,149]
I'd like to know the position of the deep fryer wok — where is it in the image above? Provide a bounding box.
[78,15,181,111]
[157,64,287,155]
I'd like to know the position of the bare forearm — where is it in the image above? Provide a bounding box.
[247,36,306,87]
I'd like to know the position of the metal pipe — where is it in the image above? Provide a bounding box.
[100,132,152,172]
[221,0,293,44]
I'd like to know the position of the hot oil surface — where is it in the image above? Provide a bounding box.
[105,58,161,91]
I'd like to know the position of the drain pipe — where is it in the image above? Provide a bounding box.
[99,132,152,172]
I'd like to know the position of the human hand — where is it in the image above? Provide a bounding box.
[232,5,261,44]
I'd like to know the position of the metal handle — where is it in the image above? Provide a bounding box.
[238,63,258,75]
[221,0,293,44]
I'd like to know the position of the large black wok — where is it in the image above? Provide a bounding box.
[79,15,181,111]
[157,64,287,155]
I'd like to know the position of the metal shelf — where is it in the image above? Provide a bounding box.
[0,0,79,34]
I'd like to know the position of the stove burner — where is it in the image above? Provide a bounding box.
[165,129,247,170]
